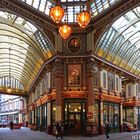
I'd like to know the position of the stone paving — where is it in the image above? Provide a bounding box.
[0,127,140,140]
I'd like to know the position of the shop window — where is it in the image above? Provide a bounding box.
[115,77,119,92]
[103,104,108,124]
[103,72,107,89]
[94,101,99,125]
[93,67,99,87]
[42,72,51,93]
[138,84,140,98]
[136,84,138,97]
[108,72,114,91]
[68,103,81,112]
[68,65,81,86]
[52,101,56,123]
[123,108,134,124]
[51,71,55,88]
[128,85,131,97]
[103,102,120,132]
[42,104,47,128]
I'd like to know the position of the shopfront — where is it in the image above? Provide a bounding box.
[123,107,134,124]
[64,99,86,135]
[42,104,47,130]
[103,102,120,133]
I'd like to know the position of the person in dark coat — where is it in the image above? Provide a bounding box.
[10,121,13,130]
[104,121,110,140]
[56,122,63,139]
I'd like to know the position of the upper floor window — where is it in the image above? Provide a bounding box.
[128,85,131,97]
[138,84,140,98]
[103,72,107,89]
[68,64,81,86]
[93,67,99,87]
[115,77,119,92]
[108,72,114,91]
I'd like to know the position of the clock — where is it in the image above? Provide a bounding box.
[67,37,81,53]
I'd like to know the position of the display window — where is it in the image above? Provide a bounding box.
[123,107,134,124]
[103,102,120,133]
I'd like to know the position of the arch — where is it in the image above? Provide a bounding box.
[0,10,56,92]
[95,6,140,77]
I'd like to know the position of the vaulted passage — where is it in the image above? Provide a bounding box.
[0,11,55,94]
[0,0,140,138]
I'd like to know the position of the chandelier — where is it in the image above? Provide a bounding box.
[49,1,91,39]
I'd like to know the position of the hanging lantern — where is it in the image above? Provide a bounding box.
[49,5,65,24]
[7,86,11,93]
[76,10,91,28]
[59,24,72,39]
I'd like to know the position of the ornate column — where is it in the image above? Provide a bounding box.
[53,58,63,121]
[99,100,104,134]
[86,59,95,119]
[99,65,104,134]
[134,107,137,125]
[120,102,123,132]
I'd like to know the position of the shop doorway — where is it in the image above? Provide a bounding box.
[64,101,86,135]
[68,113,81,135]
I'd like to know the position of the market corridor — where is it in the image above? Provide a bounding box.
[0,127,139,140]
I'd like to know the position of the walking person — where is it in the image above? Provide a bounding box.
[104,121,110,140]
[56,122,63,139]
[10,121,13,130]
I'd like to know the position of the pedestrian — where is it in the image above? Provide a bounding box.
[104,121,110,140]
[10,121,13,130]
[56,122,63,139]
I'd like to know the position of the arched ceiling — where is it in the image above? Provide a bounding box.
[95,6,140,77]
[0,11,55,92]
[19,0,119,22]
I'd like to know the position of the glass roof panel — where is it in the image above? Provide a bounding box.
[18,0,119,22]
[95,6,140,77]
[0,10,55,92]
[39,0,47,12]
[33,0,40,9]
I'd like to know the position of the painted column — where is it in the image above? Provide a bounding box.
[120,103,123,132]
[47,102,51,126]
[40,107,42,126]
[134,107,137,124]
[99,66,104,134]
[47,102,51,134]
[53,59,63,121]
[100,101,104,134]
[18,113,22,123]
[32,110,35,124]
[86,59,95,121]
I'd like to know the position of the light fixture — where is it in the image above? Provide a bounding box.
[76,6,91,28]
[7,87,11,93]
[59,23,72,39]
[58,4,72,40]
[49,2,65,24]
[7,47,11,93]
[49,1,91,39]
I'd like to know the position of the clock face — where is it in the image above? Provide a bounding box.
[68,38,81,53]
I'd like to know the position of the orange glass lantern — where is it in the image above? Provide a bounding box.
[59,24,72,39]
[76,10,91,28]
[49,5,65,24]
[7,86,11,93]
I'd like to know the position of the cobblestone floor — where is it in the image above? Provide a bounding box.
[0,127,139,140]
